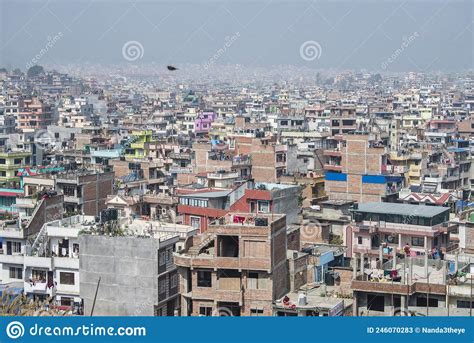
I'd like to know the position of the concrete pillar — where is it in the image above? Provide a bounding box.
[401,295,406,316]
[360,252,365,275]
[353,291,358,316]
[425,249,429,278]
[150,206,157,219]
[379,245,383,268]
[398,234,402,249]
[401,258,405,284]
[442,260,447,284]
[392,248,397,269]
[352,254,358,279]
[408,257,413,284]
[455,252,459,272]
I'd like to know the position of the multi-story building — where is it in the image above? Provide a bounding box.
[79,218,197,316]
[55,170,114,216]
[351,251,473,316]
[177,181,300,232]
[324,133,406,202]
[16,97,53,130]
[174,212,289,316]
[329,105,357,136]
[347,202,457,261]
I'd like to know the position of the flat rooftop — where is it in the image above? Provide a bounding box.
[211,212,285,228]
[274,288,349,311]
[354,202,449,218]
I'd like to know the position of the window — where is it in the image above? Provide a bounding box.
[250,308,264,316]
[159,250,166,266]
[197,270,212,287]
[159,279,167,294]
[384,234,398,244]
[59,272,75,285]
[411,237,424,247]
[199,307,212,316]
[190,216,201,229]
[416,297,438,307]
[31,269,46,282]
[248,272,267,290]
[9,267,22,280]
[367,294,384,312]
[457,300,474,309]
[170,273,178,288]
[60,297,73,307]
[11,242,22,254]
[62,185,76,197]
[257,201,270,213]
[14,158,22,165]
[357,236,363,245]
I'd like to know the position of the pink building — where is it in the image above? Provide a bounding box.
[194,111,215,136]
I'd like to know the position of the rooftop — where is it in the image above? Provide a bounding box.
[354,202,449,218]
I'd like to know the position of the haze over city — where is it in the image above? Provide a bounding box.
[0,0,472,73]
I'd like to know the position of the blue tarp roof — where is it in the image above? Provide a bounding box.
[0,284,23,296]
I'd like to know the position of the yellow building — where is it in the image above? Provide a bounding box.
[0,150,32,185]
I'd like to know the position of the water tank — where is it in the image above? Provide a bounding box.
[298,293,307,306]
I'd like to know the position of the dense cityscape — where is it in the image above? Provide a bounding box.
[0,64,472,317]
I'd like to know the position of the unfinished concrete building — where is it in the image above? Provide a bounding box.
[79,219,197,316]
[174,212,289,316]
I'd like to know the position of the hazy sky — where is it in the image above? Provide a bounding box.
[0,0,472,72]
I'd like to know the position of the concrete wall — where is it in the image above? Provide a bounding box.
[79,235,159,316]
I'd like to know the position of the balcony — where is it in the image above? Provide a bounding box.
[191,288,241,303]
[275,161,286,168]
[324,164,342,172]
[174,254,271,271]
[130,142,145,149]
[323,149,342,157]
[208,171,239,179]
[143,194,177,205]
[24,256,52,269]
[232,156,251,166]
[53,257,79,269]
[24,281,55,295]
[63,195,83,204]
[275,145,287,153]
[0,253,24,265]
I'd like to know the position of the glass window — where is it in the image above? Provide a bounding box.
[250,308,264,316]
[199,307,212,316]
[60,272,75,285]
[197,270,212,287]
[411,237,424,247]
[257,201,269,213]
[9,267,22,279]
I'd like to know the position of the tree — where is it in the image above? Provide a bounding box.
[27,65,44,78]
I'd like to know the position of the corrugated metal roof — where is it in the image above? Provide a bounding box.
[355,202,449,218]
[180,190,231,198]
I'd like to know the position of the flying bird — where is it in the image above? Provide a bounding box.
[167,65,178,71]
